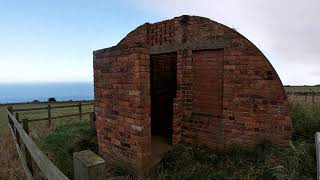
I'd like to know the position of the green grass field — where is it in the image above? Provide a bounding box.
[0,101,96,179]
[286,85,320,104]
[285,85,320,93]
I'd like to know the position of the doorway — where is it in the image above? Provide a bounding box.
[150,53,177,148]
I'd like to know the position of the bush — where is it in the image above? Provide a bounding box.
[290,103,320,142]
[48,97,56,102]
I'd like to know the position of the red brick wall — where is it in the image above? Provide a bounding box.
[222,42,291,146]
[184,50,224,148]
[93,47,151,168]
[192,50,224,114]
[93,15,292,168]
[148,20,175,46]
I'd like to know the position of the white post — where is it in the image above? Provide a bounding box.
[316,132,320,180]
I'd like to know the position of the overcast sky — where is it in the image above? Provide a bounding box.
[0,0,319,85]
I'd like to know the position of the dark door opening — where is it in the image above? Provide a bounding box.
[150,53,177,144]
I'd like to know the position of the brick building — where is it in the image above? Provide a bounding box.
[93,15,292,169]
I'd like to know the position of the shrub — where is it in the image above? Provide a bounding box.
[48,97,56,102]
[290,103,320,142]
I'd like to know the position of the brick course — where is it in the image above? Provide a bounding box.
[93,15,291,169]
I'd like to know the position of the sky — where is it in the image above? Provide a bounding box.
[0,0,319,85]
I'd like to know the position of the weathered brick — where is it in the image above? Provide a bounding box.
[93,15,291,170]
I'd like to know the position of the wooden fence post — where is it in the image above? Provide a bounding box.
[7,106,13,127]
[15,112,20,123]
[48,103,52,126]
[79,102,82,121]
[23,118,34,176]
[305,92,308,102]
[8,106,13,114]
[90,112,96,132]
[313,92,315,104]
[13,112,21,147]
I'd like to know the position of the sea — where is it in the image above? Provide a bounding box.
[0,82,94,104]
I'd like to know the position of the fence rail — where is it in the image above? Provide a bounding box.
[10,102,94,125]
[7,109,70,180]
[11,102,93,112]
[6,101,97,179]
[287,92,320,104]
[287,92,320,96]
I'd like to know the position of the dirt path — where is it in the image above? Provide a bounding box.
[0,107,25,180]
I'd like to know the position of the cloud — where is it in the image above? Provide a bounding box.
[132,0,320,85]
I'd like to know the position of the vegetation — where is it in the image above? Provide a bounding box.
[151,102,319,180]
[285,85,320,93]
[0,101,94,179]
[48,97,57,102]
[1,99,320,179]
[153,141,315,179]
[94,101,319,179]
[41,123,97,178]
[14,101,94,178]
[290,103,320,143]
[0,106,25,180]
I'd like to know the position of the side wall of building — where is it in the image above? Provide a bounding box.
[93,46,151,168]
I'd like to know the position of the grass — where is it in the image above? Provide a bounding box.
[285,85,320,104]
[98,101,320,180]
[290,103,320,143]
[285,85,320,93]
[40,122,97,178]
[1,100,320,179]
[0,105,25,180]
[153,141,315,180]
[22,102,96,178]
[0,101,94,179]
[288,95,320,104]
[15,101,94,144]
[150,102,320,180]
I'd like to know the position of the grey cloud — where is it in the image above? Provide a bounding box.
[132,0,320,85]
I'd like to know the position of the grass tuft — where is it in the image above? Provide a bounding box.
[154,141,316,180]
[290,103,320,142]
[40,122,97,178]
